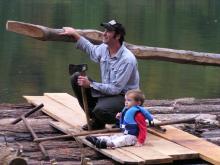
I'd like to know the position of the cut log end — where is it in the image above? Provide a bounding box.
[6,21,44,39]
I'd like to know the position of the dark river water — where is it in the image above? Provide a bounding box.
[1,0,220,103]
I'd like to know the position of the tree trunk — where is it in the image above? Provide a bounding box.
[144,98,220,107]
[148,105,220,114]
[6,20,220,66]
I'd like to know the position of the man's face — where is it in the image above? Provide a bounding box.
[102,29,118,45]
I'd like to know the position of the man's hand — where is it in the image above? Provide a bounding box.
[78,76,91,88]
[60,27,80,41]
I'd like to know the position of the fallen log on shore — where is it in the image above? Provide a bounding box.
[6,20,220,66]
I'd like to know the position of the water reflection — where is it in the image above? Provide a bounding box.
[0,0,220,103]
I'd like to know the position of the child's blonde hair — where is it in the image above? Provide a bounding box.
[125,89,145,106]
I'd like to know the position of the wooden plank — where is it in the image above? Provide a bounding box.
[51,121,173,164]
[149,125,220,164]
[76,134,173,164]
[45,93,197,162]
[145,134,198,160]
[50,121,145,164]
[80,137,146,164]
[23,96,86,128]
[24,94,196,164]
[44,93,85,116]
[121,145,172,164]
[50,121,80,134]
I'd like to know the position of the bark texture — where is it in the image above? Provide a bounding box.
[6,20,220,66]
[1,97,220,164]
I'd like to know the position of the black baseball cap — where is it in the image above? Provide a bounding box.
[100,20,126,36]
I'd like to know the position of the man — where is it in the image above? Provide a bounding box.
[61,20,139,130]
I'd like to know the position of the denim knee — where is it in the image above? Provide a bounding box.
[93,106,116,124]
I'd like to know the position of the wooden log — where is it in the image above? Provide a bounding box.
[0,119,55,133]
[6,20,220,66]
[35,117,196,142]
[0,103,33,110]
[0,109,44,119]
[144,98,220,107]
[22,148,99,161]
[205,137,220,146]
[147,105,220,114]
[176,105,220,114]
[0,103,218,165]
[28,159,115,165]
[6,20,103,44]
[201,130,220,138]
[126,43,220,66]
[11,104,44,124]
[3,156,27,165]
[8,141,80,152]
[154,114,216,121]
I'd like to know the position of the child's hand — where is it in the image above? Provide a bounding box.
[135,142,143,147]
[116,112,121,119]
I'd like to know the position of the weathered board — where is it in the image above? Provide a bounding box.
[51,120,198,163]
[23,93,202,164]
[44,93,85,116]
[23,95,86,128]
[150,125,220,164]
[144,134,198,160]
[50,121,173,164]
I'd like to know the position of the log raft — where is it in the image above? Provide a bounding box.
[6,20,220,66]
[1,97,220,164]
[0,103,114,165]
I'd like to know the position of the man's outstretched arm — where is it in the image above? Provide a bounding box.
[60,27,81,41]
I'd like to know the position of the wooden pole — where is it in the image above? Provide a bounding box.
[81,87,92,131]
[6,20,220,66]
[80,70,92,131]
[34,117,196,142]
[34,128,120,142]
[11,104,44,124]
[21,116,49,160]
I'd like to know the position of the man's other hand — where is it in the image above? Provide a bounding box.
[78,76,91,88]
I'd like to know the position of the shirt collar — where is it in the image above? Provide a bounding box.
[108,43,125,59]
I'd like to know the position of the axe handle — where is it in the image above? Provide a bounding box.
[81,87,92,130]
[80,71,92,130]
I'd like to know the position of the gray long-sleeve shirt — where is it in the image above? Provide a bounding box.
[76,37,139,96]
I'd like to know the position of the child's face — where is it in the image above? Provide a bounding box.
[125,94,140,108]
